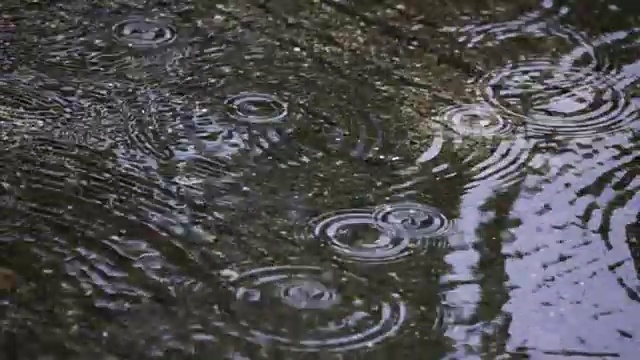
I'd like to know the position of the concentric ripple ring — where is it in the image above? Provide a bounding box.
[438,103,515,138]
[302,204,451,263]
[216,265,407,352]
[112,18,177,49]
[373,202,451,240]
[224,92,288,124]
[479,58,638,137]
[306,208,414,263]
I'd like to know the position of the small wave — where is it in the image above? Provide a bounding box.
[215,264,407,352]
[0,138,190,313]
[0,75,79,134]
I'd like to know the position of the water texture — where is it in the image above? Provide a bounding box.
[0,0,639,359]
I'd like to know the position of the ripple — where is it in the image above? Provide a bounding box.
[304,209,414,263]
[300,203,450,264]
[414,111,532,191]
[122,89,300,166]
[0,138,189,314]
[438,103,516,137]
[224,92,288,124]
[299,105,385,160]
[216,265,407,352]
[23,11,189,82]
[373,202,452,240]
[479,58,638,137]
[122,89,188,160]
[122,90,236,162]
[0,76,76,134]
[452,11,603,71]
[112,18,177,49]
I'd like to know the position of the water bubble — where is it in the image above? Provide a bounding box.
[438,104,515,138]
[112,18,177,49]
[479,59,638,137]
[216,265,407,352]
[224,92,288,124]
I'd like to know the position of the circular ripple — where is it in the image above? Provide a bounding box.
[479,59,638,137]
[438,104,515,137]
[112,18,177,49]
[414,108,531,192]
[122,90,254,163]
[373,202,451,240]
[224,92,288,124]
[454,12,603,72]
[217,265,407,352]
[306,209,414,263]
[21,11,187,82]
[303,204,450,264]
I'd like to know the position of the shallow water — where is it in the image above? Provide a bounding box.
[0,0,638,359]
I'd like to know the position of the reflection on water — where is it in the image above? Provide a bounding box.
[479,58,638,137]
[0,0,639,358]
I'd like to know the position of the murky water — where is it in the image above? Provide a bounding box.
[0,0,638,359]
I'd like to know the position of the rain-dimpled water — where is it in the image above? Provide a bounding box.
[0,0,638,359]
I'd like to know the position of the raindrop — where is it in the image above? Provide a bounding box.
[373,202,451,240]
[216,265,407,352]
[438,103,515,138]
[112,18,177,49]
[224,92,288,124]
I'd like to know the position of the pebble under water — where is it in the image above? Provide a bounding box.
[0,1,639,359]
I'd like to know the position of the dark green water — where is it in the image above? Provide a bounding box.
[0,0,638,359]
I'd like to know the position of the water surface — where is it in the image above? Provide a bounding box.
[0,0,639,359]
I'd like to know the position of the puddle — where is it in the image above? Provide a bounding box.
[0,0,638,359]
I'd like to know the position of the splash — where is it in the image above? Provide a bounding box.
[215,265,407,352]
